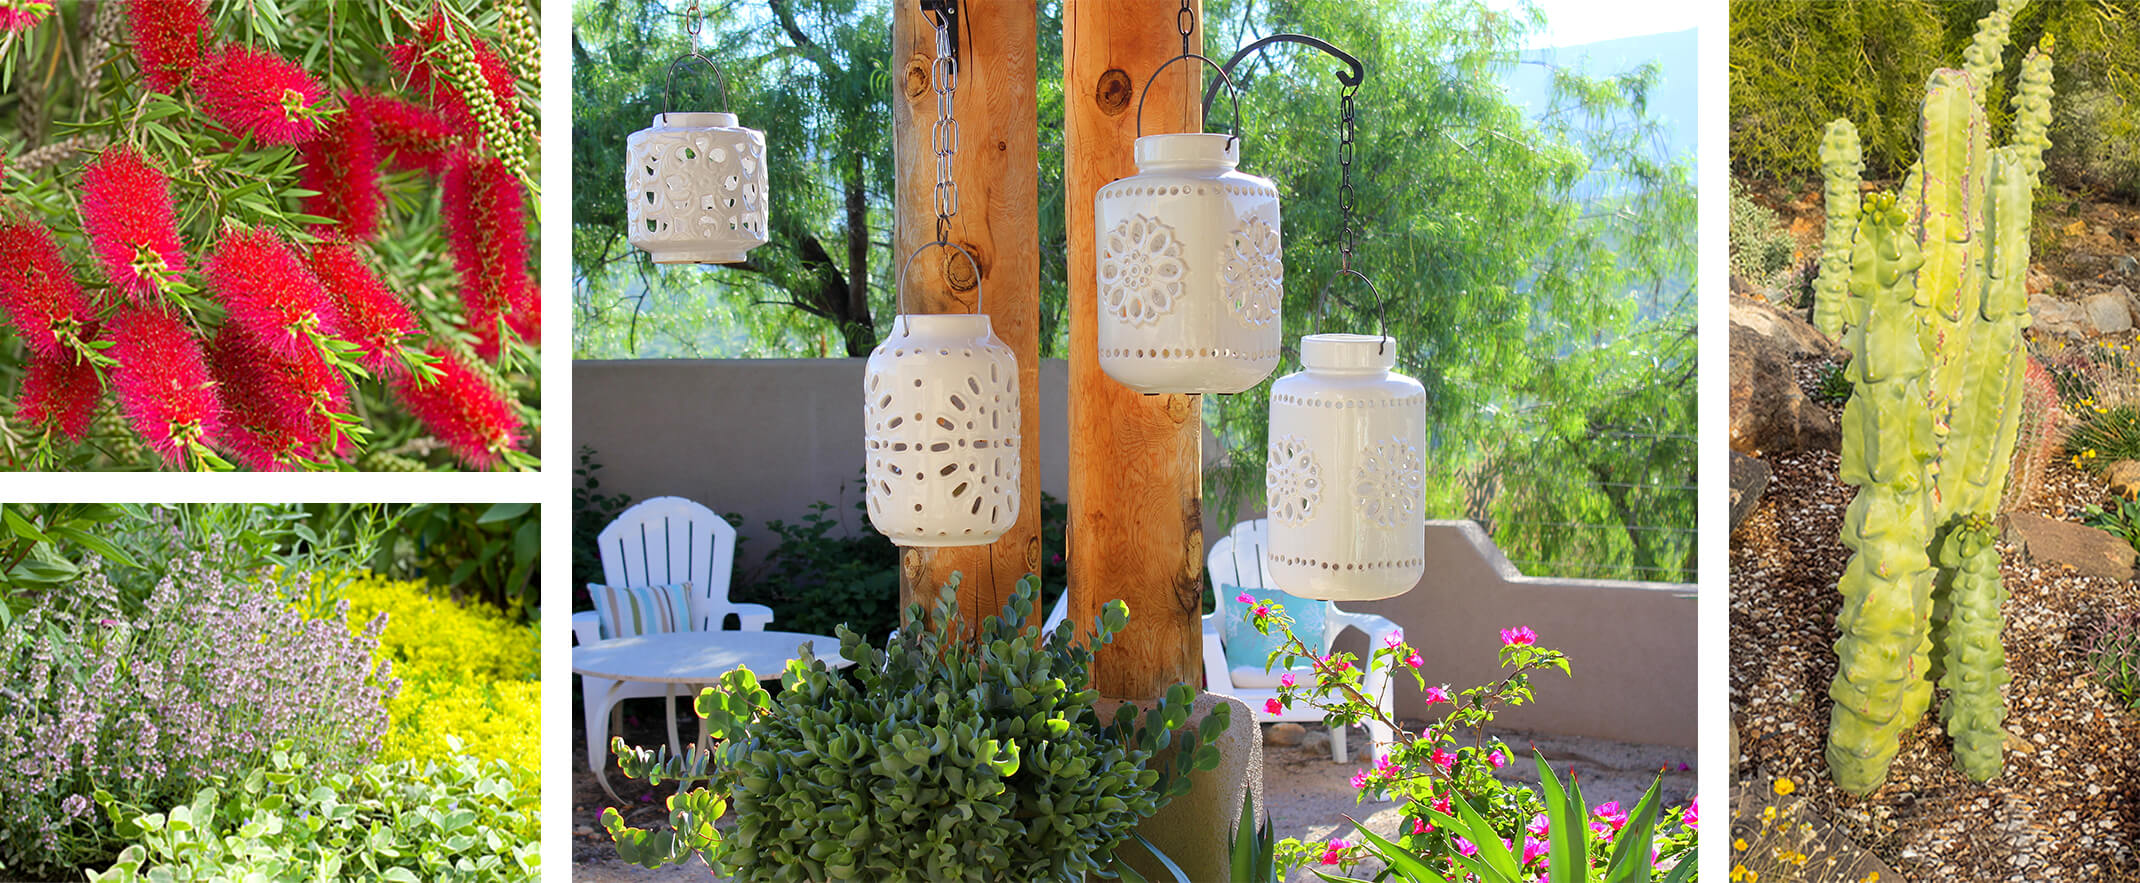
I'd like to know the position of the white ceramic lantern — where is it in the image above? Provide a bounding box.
[1093,131,1282,394]
[1265,333,1426,600]
[625,57,768,265]
[864,247,1021,546]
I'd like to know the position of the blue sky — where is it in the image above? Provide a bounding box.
[1486,0,1702,49]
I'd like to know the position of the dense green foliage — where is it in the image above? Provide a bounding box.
[1727,179,1798,287]
[2065,403,2140,472]
[88,748,540,883]
[1732,0,2140,195]
[571,0,1696,585]
[605,575,1222,881]
[572,446,635,603]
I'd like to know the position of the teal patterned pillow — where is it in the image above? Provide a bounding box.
[1220,584,1323,672]
[587,582,694,640]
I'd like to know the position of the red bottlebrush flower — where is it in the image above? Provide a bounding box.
[18,344,102,443]
[391,345,523,468]
[80,146,191,302]
[298,92,381,239]
[206,226,346,361]
[126,0,206,93]
[194,44,326,145]
[363,95,454,175]
[0,219,95,359]
[0,0,54,32]
[441,150,533,347]
[107,305,221,466]
[305,242,415,376]
[505,272,539,346]
[208,323,351,470]
[387,12,518,140]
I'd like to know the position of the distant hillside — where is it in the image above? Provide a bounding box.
[1502,28,1698,168]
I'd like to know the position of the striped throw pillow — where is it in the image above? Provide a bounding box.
[588,582,694,639]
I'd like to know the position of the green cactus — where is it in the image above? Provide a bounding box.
[1813,2,2053,795]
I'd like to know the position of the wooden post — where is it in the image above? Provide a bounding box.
[890,0,1042,635]
[1064,0,1205,699]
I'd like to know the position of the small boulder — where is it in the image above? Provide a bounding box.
[2108,460,2140,499]
[1730,295,1841,455]
[1265,722,1306,747]
[2084,291,2133,336]
[2004,512,2136,581]
[2032,293,2092,339]
[1731,451,1772,532]
[1301,730,1331,755]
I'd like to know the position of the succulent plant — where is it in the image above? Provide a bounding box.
[2087,610,2140,709]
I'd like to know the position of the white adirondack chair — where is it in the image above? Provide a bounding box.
[573,496,775,776]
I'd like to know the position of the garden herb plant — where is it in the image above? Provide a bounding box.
[1235,596,1695,881]
[0,0,539,471]
[604,574,1225,882]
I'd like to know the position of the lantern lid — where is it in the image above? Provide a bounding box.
[894,312,995,337]
[1301,333,1396,373]
[652,111,741,129]
[1132,133,1240,172]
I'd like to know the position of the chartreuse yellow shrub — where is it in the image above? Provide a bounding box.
[382,677,540,775]
[337,573,538,777]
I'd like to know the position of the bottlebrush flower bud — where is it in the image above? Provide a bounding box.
[388,12,517,140]
[391,345,523,468]
[0,219,95,360]
[0,0,53,32]
[362,95,454,175]
[207,226,346,361]
[441,150,532,348]
[209,323,351,470]
[18,345,102,443]
[298,92,381,240]
[107,305,221,466]
[126,0,206,93]
[305,242,415,376]
[80,146,191,302]
[195,44,326,145]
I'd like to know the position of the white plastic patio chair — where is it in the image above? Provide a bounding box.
[573,496,775,777]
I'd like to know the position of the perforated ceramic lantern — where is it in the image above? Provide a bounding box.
[864,314,1022,546]
[625,110,768,264]
[1093,133,1282,394]
[1265,334,1426,600]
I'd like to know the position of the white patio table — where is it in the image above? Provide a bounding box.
[572,629,851,801]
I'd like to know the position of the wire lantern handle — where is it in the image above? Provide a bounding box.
[1313,268,1391,354]
[1134,53,1244,150]
[663,52,732,115]
[896,239,986,326]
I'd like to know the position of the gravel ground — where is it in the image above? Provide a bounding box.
[1731,360,2140,880]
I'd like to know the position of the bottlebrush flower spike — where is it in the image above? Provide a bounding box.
[107,305,221,466]
[195,44,326,145]
[388,12,517,138]
[0,219,95,359]
[391,345,523,468]
[362,94,454,175]
[81,146,191,302]
[441,150,532,348]
[207,226,346,361]
[126,0,206,93]
[209,323,351,470]
[305,242,416,376]
[18,345,102,442]
[0,0,54,32]
[299,92,381,239]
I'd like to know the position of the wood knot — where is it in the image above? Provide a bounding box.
[941,249,980,292]
[904,60,930,99]
[1096,69,1133,115]
[1164,393,1196,422]
[1025,536,1041,572]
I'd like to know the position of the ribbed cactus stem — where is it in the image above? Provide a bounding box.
[1812,120,1864,340]
[2011,42,2055,183]
[1829,192,1935,797]
[1933,517,2010,782]
[1961,0,2025,87]
[1916,71,1990,516]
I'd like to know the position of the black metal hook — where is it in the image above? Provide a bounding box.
[919,0,958,66]
[1201,33,1363,115]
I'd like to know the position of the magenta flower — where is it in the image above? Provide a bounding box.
[1235,591,1253,605]
[1411,817,1429,835]
[1405,651,1424,668]
[1488,748,1507,768]
[1454,836,1478,857]
[1264,697,1283,715]
[1319,838,1353,865]
[1279,673,1296,688]
[1522,836,1549,865]
[1500,626,1538,647]
[1348,769,1368,789]
[1425,685,1452,705]
[1431,793,1451,815]
[1684,796,1698,828]
[1431,746,1455,771]
[1527,811,1550,837]
[1383,628,1405,648]
[1594,800,1628,831]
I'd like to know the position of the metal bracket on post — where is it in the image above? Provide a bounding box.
[1201,33,1363,115]
[920,0,959,65]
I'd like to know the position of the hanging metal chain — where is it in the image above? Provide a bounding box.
[1337,81,1359,272]
[928,6,959,243]
[684,0,701,41]
[1177,0,1194,57]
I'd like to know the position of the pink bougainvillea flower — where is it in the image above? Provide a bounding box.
[1527,811,1550,837]
[1347,769,1367,790]
[80,146,190,301]
[1250,601,1271,618]
[1374,754,1399,779]
[0,219,94,359]
[107,305,221,465]
[363,94,455,175]
[1278,672,1295,688]
[1522,836,1549,866]
[1487,748,1508,768]
[0,0,54,31]
[1430,745,1455,771]
[1500,625,1537,647]
[207,226,345,361]
[1235,591,1253,605]
[305,242,415,376]
[391,345,524,468]
[1263,697,1283,716]
[1683,796,1698,828]
[1431,793,1451,815]
[1453,836,1478,858]
[387,11,518,141]
[1383,629,1404,649]
[441,150,533,354]
[299,92,381,239]
[1594,800,1628,831]
[195,44,325,144]
[1405,651,1424,669]
[1410,817,1428,835]
[208,323,353,470]
[126,0,206,93]
[1424,685,1451,705]
[1318,838,1352,866]
[18,345,102,442]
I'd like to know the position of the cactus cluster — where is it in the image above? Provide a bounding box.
[1810,0,2052,796]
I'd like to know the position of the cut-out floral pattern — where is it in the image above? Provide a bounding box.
[1099,214,1186,326]
[1266,435,1322,525]
[1354,438,1423,528]
[1222,214,1281,326]
[629,133,767,241]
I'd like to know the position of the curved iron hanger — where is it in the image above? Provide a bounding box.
[1201,34,1363,115]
